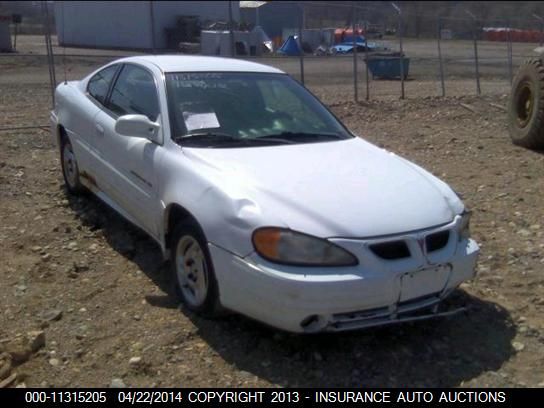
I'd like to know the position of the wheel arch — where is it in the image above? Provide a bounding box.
[56,124,68,149]
[163,203,207,255]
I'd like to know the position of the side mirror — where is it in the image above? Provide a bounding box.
[115,114,162,144]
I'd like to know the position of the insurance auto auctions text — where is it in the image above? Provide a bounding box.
[186,391,506,403]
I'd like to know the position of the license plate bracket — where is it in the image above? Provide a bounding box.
[399,264,451,302]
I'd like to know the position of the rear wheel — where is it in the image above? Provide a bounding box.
[170,221,222,317]
[60,136,84,194]
[507,58,544,149]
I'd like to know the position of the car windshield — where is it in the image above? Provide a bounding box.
[165,72,353,147]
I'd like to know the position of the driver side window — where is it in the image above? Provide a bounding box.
[87,64,118,105]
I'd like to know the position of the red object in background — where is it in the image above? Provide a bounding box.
[484,28,543,43]
[334,27,364,44]
[510,30,520,42]
[488,30,501,41]
[334,28,344,44]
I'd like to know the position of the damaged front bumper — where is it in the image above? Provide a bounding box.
[208,234,479,333]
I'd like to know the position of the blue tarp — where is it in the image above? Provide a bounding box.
[277,35,302,56]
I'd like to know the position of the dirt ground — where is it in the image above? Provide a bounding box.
[1,36,544,388]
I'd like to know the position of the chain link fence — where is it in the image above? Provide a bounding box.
[3,0,544,130]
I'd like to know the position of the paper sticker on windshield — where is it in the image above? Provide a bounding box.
[183,111,220,131]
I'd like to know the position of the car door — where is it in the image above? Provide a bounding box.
[93,63,164,238]
[66,64,119,178]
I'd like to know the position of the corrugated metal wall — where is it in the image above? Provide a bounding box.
[54,1,240,50]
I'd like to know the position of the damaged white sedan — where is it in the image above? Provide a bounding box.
[50,56,479,333]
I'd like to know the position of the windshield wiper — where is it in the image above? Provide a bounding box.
[175,132,239,142]
[175,132,297,147]
[259,132,345,141]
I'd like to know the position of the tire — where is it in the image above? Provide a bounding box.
[60,135,84,194]
[507,58,544,149]
[170,220,222,317]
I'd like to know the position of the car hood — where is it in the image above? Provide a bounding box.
[182,137,463,238]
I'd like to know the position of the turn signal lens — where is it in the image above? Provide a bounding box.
[252,228,281,259]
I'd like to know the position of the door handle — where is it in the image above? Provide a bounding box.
[95,123,105,135]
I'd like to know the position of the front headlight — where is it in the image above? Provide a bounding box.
[458,210,472,240]
[252,227,358,267]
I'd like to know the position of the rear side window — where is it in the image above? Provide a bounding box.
[107,65,159,121]
[87,65,118,105]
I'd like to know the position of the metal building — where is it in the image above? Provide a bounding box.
[54,1,240,50]
[240,1,302,47]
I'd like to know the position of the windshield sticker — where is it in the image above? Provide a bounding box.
[183,111,220,131]
[171,73,224,81]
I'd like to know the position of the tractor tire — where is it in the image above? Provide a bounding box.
[507,58,544,149]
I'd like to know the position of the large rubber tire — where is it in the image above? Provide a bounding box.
[60,136,85,194]
[169,220,222,317]
[507,58,544,149]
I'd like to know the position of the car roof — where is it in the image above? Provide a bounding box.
[118,55,285,74]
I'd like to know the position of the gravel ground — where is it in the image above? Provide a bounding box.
[1,38,544,388]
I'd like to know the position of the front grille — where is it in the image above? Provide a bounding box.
[369,240,410,260]
[425,231,450,252]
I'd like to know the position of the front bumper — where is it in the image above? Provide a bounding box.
[209,229,479,333]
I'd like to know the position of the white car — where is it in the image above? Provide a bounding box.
[50,55,479,333]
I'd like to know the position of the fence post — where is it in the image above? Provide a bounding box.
[228,1,235,57]
[533,14,543,47]
[507,19,513,84]
[364,20,370,100]
[466,10,480,95]
[13,19,18,51]
[42,0,56,108]
[149,0,156,54]
[298,4,305,85]
[437,17,445,97]
[391,3,405,99]
[352,5,358,102]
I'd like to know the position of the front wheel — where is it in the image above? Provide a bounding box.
[60,136,84,194]
[170,221,221,316]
